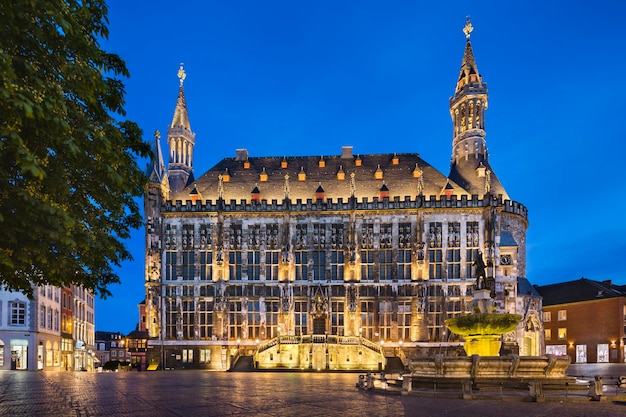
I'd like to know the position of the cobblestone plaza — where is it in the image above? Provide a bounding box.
[1,370,625,416]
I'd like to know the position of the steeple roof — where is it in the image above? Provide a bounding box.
[147,130,167,185]
[455,19,484,95]
[171,64,191,131]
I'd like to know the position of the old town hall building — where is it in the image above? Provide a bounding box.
[143,21,543,370]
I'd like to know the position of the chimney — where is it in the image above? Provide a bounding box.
[341,146,353,159]
[235,149,249,161]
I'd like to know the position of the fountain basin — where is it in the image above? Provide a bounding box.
[446,313,522,356]
[408,354,572,379]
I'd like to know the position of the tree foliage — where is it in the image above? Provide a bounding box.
[0,1,152,297]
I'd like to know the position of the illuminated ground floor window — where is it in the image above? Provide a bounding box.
[576,345,587,363]
[545,345,566,356]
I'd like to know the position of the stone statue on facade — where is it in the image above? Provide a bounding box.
[473,251,487,289]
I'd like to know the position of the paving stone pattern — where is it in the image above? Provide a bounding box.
[0,370,625,416]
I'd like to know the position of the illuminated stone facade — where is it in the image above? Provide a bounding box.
[144,22,543,370]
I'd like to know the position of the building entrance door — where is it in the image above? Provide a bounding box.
[10,346,27,370]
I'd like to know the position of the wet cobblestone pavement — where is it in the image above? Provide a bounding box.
[1,370,625,416]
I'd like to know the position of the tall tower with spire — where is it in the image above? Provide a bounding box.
[167,64,196,194]
[448,18,508,199]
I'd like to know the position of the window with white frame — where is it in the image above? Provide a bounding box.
[199,349,211,364]
[558,310,567,321]
[597,344,609,363]
[545,345,566,356]
[40,306,46,328]
[10,301,26,325]
[182,349,193,363]
[543,311,551,322]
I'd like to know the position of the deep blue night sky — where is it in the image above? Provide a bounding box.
[97,1,626,333]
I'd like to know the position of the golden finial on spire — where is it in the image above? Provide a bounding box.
[154,130,160,140]
[463,16,474,39]
[177,63,186,86]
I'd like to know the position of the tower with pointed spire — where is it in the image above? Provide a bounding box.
[448,18,508,199]
[167,64,196,194]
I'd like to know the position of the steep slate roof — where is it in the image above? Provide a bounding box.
[147,132,168,184]
[518,277,541,297]
[448,159,509,200]
[500,231,518,247]
[173,148,469,203]
[535,278,626,306]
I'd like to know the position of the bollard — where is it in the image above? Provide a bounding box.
[357,374,365,389]
[528,381,544,402]
[461,380,473,400]
[402,375,412,396]
[589,376,603,401]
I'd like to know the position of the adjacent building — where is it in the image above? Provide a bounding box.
[71,285,96,371]
[536,278,626,363]
[0,284,95,371]
[143,20,543,370]
[95,331,130,367]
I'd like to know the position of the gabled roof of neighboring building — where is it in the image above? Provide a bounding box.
[535,277,626,306]
[126,330,149,339]
[95,331,123,341]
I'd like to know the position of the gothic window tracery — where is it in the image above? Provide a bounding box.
[360,223,375,281]
[447,222,461,279]
[295,224,308,280]
[428,222,443,279]
[398,223,411,280]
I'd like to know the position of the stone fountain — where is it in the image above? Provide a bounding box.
[445,288,522,357]
[401,284,574,401]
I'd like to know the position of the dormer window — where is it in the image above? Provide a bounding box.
[259,167,268,182]
[337,165,345,180]
[222,168,231,182]
[379,182,389,199]
[391,154,399,165]
[355,155,362,166]
[281,158,288,169]
[374,164,383,179]
[319,156,325,168]
[315,183,325,201]
[189,184,200,203]
[412,163,422,178]
[298,167,306,181]
[251,185,260,202]
[243,160,251,169]
[476,162,486,177]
